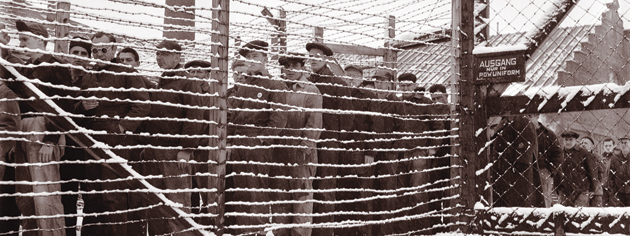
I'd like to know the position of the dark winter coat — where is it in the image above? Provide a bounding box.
[308,66,354,140]
[78,63,151,133]
[561,145,599,196]
[345,87,383,158]
[140,65,204,148]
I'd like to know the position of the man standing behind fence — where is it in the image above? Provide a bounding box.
[228,40,288,234]
[559,131,598,207]
[12,20,71,236]
[601,137,617,206]
[305,42,354,236]
[138,40,204,234]
[77,32,151,236]
[272,53,322,236]
[609,136,630,206]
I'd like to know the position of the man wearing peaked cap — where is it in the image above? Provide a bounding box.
[305,40,355,236]
[559,129,599,207]
[610,136,630,206]
[343,65,363,88]
[228,39,288,235]
[272,52,322,236]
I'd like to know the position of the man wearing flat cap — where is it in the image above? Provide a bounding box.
[183,59,215,224]
[229,39,288,234]
[334,72,383,236]
[609,136,630,206]
[558,130,598,207]
[76,31,151,236]
[305,42,355,235]
[368,69,409,234]
[270,53,322,236]
[11,19,72,236]
[343,65,363,87]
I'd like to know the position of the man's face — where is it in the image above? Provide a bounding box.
[563,137,577,149]
[621,139,630,155]
[92,36,116,64]
[345,69,362,87]
[233,65,249,84]
[281,61,303,81]
[19,34,44,59]
[374,77,391,91]
[68,46,89,67]
[245,51,267,74]
[156,51,180,69]
[580,138,594,152]
[398,81,417,92]
[118,52,139,67]
[309,48,327,72]
[604,141,615,153]
[188,67,210,79]
[432,92,448,104]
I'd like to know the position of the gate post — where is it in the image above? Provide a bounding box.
[451,0,488,233]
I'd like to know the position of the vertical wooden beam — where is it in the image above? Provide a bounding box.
[54,1,70,54]
[270,9,286,61]
[210,0,229,234]
[164,0,195,41]
[383,15,397,80]
[451,0,478,233]
[314,26,324,43]
[480,0,489,42]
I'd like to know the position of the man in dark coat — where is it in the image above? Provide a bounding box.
[370,69,408,235]
[601,137,617,206]
[533,117,563,207]
[335,78,383,236]
[228,40,288,234]
[138,40,205,234]
[609,136,630,206]
[491,116,538,207]
[77,32,151,236]
[306,42,355,236]
[559,131,598,207]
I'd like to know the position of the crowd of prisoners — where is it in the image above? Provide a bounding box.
[0,20,455,236]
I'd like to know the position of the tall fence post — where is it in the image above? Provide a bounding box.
[451,0,478,233]
[383,15,397,79]
[211,0,229,234]
[54,1,70,54]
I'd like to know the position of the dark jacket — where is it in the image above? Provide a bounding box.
[403,94,445,149]
[492,116,538,207]
[308,66,354,140]
[346,87,383,158]
[0,83,21,155]
[228,73,288,140]
[379,93,407,150]
[536,125,563,174]
[610,152,630,194]
[78,63,151,133]
[561,145,599,195]
[140,65,204,148]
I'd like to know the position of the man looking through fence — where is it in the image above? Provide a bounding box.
[370,69,408,235]
[12,20,70,236]
[530,116,563,208]
[305,42,354,235]
[184,59,214,225]
[271,54,322,236]
[137,40,204,234]
[228,40,288,234]
[343,65,363,87]
[601,137,617,206]
[77,31,151,236]
[559,131,598,207]
[609,136,630,206]
[116,47,156,89]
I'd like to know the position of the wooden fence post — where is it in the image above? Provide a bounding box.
[54,1,70,54]
[383,15,397,80]
[211,0,229,234]
[314,26,324,43]
[451,0,478,233]
[269,8,286,61]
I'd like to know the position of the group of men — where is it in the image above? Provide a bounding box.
[0,20,453,236]
[491,114,630,209]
